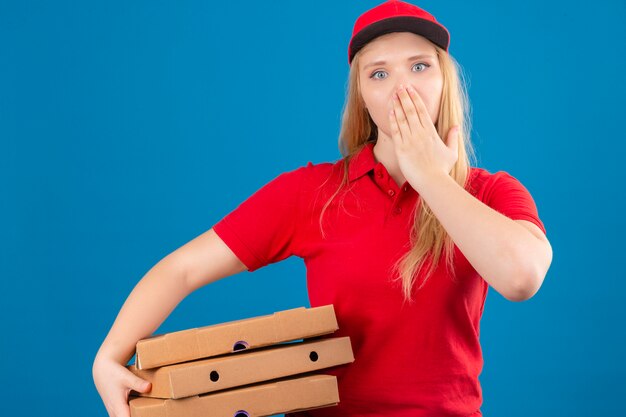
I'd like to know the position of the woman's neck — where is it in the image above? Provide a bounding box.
[372,133,406,189]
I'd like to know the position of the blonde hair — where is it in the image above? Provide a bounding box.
[319,40,477,305]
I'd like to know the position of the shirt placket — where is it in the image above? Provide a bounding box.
[373,165,412,227]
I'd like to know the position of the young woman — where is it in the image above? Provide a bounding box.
[93,1,552,416]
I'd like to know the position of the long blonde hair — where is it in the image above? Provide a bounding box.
[319,41,477,305]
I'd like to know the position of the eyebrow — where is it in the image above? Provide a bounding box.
[363,54,436,70]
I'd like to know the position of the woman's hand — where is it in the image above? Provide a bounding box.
[388,84,460,190]
[92,352,152,417]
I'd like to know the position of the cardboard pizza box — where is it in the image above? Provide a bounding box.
[135,305,338,370]
[129,374,339,417]
[127,336,354,399]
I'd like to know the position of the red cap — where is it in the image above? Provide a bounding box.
[348,0,450,65]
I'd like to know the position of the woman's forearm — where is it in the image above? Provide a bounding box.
[415,172,549,301]
[95,253,192,365]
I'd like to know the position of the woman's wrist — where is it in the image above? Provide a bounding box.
[95,339,135,366]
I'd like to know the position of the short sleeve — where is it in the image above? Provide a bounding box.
[212,166,305,272]
[482,171,547,236]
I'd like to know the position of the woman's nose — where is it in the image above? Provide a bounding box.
[395,83,415,93]
[389,83,413,105]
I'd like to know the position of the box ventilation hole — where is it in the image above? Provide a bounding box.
[234,411,250,417]
[309,351,319,362]
[210,371,220,382]
[232,341,249,352]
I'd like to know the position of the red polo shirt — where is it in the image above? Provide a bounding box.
[212,141,546,417]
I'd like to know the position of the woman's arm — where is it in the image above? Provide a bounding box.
[93,228,246,417]
[387,85,552,302]
[94,228,246,364]
[417,172,553,302]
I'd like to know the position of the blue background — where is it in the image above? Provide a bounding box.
[1,0,624,416]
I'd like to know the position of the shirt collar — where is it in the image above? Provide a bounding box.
[348,141,378,182]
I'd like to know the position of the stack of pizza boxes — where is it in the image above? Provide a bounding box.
[127,305,354,417]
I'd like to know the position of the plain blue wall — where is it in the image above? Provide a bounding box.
[1,0,624,416]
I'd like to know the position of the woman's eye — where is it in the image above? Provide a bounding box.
[413,62,429,71]
[370,62,430,80]
[371,71,385,79]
